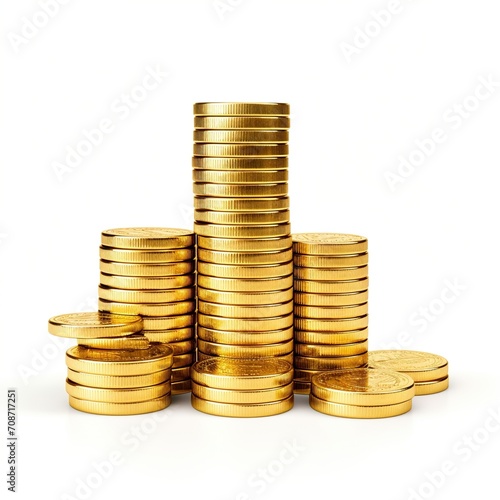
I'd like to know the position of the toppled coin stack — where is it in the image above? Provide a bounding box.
[98,228,196,394]
[292,233,370,394]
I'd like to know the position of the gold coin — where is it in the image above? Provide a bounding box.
[294,353,368,370]
[194,143,288,157]
[69,395,171,415]
[191,357,293,390]
[198,261,293,279]
[293,253,369,268]
[98,285,195,304]
[67,368,170,389]
[48,312,143,339]
[195,196,289,212]
[193,156,288,170]
[194,130,289,143]
[192,382,293,404]
[198,313,293,332]
[66,379,171,403]
[101,228,194,249]
[193,170,288,185]
[310,368,415,406]
[197,235,292,251]
[294,266,368,281]
[193,183,288,198]
[167,339,195,355]
[99,246,194,263]
[294,303,368,319]
[293,368,322,382]
[197,351,294,365]
[143,326,194,342]
[197,325,293,345]
[197,287,293,305]
[294,291,368,306]
[197,275,293,292]
[142,315,195,331]
[293,381,311,395]
[194,116,290,130]
[194,222,290,238]
[98,298,195,317]
[100,260,195,277]
[309,395,412,419]
[172,379,192,395]
[65,344,174,376]
[172,352,194,368]
[414,376,449,396]
[198,300,293,318]
[193,102,290,116]
[295,316,369,332]
[293,278,369,294]
[194,210,290,225]
[198,248,293,265]
[172,366,191,381]
[368,350,449,382]
[292,233,368,255]
[78,333,150,350]
[198,339,293,358]
[295,340,368,357]
[99,273,195,290]
[294,328,368,345]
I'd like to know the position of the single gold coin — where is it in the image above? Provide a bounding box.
[294,353,368,370]
[172,352,194,368]
[143,326,194,342]
[294,266,368,281]
[193,170,288,185]
[67,368,170,389]
[194,222,290,238]
[197,287,293,305]
[99,246,194,263]
[194,130,289,143]
[98,285,195,304]
[198,248,293,265]
[198,339,293,358]
[69,395,171,415]
[192,382,293,404]
[368,350,449,383]
[294,303,368,319]
[194,210,290,225]
[191,357,293,390]
[48,312,143,339]
[197,351,294,365]
[292,233,368,255]
[193,183,288,198]
[171,379,192,395]
[172,366,191,381]
[198,300,293,318]
[193,102,290,116]
[414,376,449,396]
[310,368,415,406]
[66,344,174,376]
[101,228,194,249]
[142,315,195,331]
[197,325,293,346]
[294,328,368,345]
[193,143,288,157]
[295,315,369,332]
[192,156,288,170]
[195,196,289,212]
[194,115,290,130]
[65,379,171,403]
[197,275,293,292]
[294,291,368,306]
[99,273,195,290]
[98,298,195,317]
[293,278,369,294]
[100,260,195,277]
[293,253,368,268]
[293,381,311,395]
[167,339,195,355]
[295,340,368,357]
[78,333,150,350]
[198,261,293,279]
[309,395,412,419]
[197,235,292,252]
[198,313,293,332]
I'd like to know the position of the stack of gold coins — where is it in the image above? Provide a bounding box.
[193,103,293,363]
[292,233,369,394]
[310,368,415,418]
[48,312,173,415]
[368,350,449,395]
[97,228,196,394]
[191,358,294,417]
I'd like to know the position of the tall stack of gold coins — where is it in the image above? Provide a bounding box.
[97,228,196,394]
[192,103,294,363]
[48,312,174,415]
[292,233,369,394]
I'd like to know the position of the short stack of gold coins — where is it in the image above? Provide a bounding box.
[192,103,294,365]
[48,312,174,415]
[97,228,196,394]
[292,233,370,394]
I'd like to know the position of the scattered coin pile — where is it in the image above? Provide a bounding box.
[292,233,369,394]
[98,228,196,394]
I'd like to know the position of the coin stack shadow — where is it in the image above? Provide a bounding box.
[292,233,370,394]
[97,228,196,394]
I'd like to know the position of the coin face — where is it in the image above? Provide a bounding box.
[101,228,194,249]
[293,233,366,244]
[193,102,290,116]
[67,344,173,364]
[292,233,368,255]
[194,357,292,378]
[102,227,193,238]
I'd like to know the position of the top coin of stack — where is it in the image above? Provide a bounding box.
[193,103,294,365]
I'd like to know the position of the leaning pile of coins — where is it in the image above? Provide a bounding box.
[98,228,196,394]
[191,358,294,417]
[193,103,294,364]
[48,312,173,415]
[292,233,369,394]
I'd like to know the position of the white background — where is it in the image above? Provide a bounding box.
[1,1,500,499]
